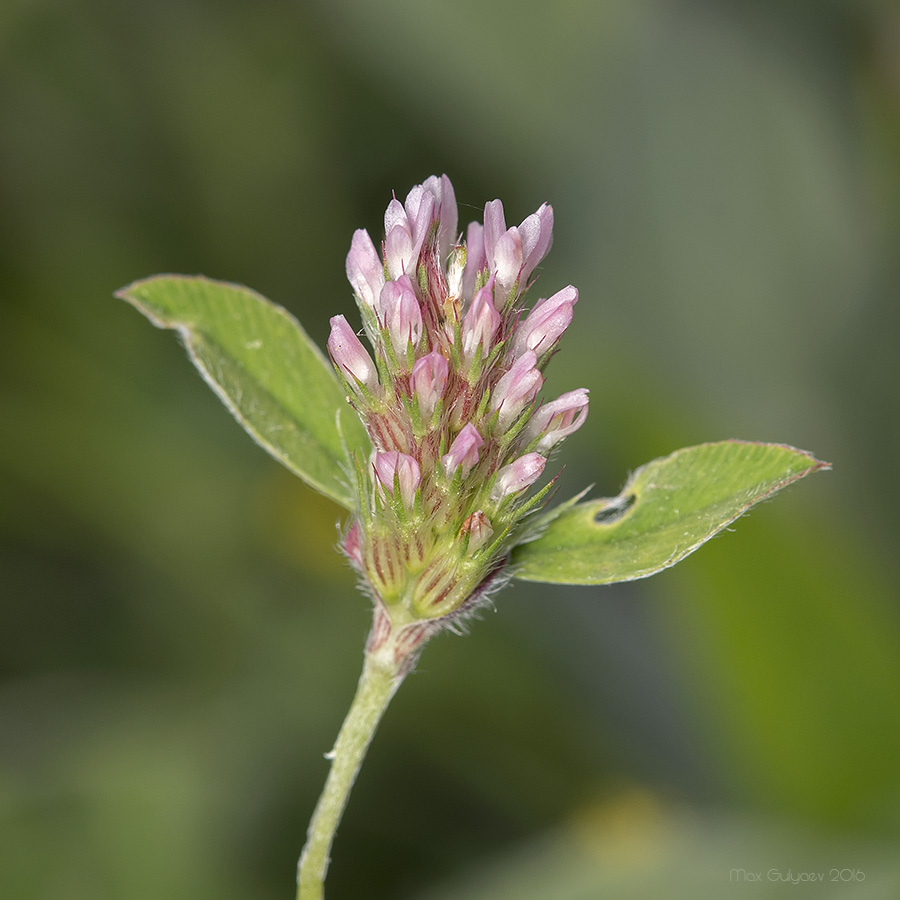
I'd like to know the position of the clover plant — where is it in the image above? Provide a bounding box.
[117,175,828,899]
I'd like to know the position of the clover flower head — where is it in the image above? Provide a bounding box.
[328,175,587,633]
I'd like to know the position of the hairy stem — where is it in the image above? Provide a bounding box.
[296,644,405,900]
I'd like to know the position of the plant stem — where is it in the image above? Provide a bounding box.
[296,646,404,900]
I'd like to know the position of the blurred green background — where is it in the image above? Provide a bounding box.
[3,1,900,897]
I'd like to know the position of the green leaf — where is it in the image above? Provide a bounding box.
[116,275,370,509]
[511,440,829,585]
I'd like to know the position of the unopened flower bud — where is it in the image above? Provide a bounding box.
[410,351,449,418]
[522,388,589,453]
[482,201,520,301]
[518,203,554,286]
[373,451,420,509]
[379,275,423,356]
[461,276,501,361]
[327,315,378,389]
[482,199,507,262]
[402,184,438,246]
[421,174,458,262]
[491,351,542,429]
[442,424,485,478]
[384,187,435,280]
[384,218,414,282]
[459,510,493,551]
[490,226,523,303]
[346,229,386,312]
[483,199,554,302]
[491,453,546,500]
[513,285,578,359]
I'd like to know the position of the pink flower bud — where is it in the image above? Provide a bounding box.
[492,228,523,300]
[491,453,546,500]
[491,351,543,429]
[442,424,485,477]
[403,183,438,244]
[522,388,589,453]
[384,185,436,280]
[384,211,415,282]
[461,275,501,360]
[518,203,554,285]
[483,200,521,301]
[327,315,378,389]
[379,275,423,356]
[482,200,554,301]
[410,352,449,418]
[512,285,578,358]
[345,229,385,311]
[421,174,458,262]
[373,451,420,508]
[482,199,507,262]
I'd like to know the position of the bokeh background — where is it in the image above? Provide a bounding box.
[3,1,900,897]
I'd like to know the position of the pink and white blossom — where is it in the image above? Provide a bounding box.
[461,276,501,360]
[421,174,458,262]
[482,199,508,266]
[384,185,437,280]
[442,424,485,478]
[512,285,578,359]
[327,315,378,389]
[491,351,543,429]
[379,275,423,355]
[346,229,386,312]
[482,200,519,301]
[373,451,421,509]
[517,203,554,285]
[522,388,589,453]
[491,453,546,500]
[410,351,449,418]
[482,200,554,303]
